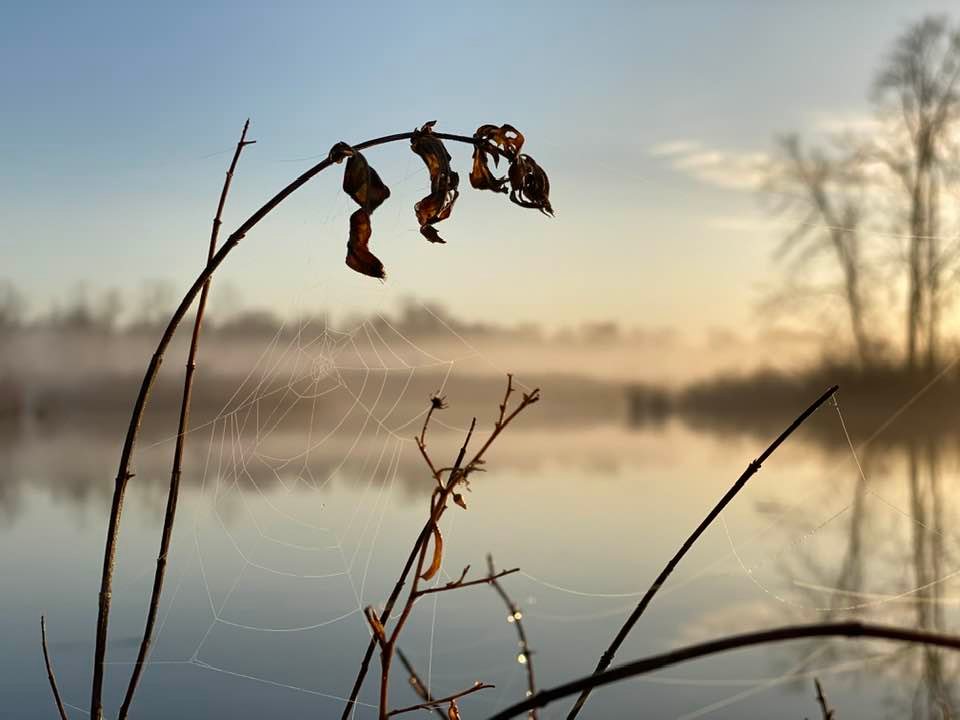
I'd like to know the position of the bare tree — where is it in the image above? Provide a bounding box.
[764,135,874,365]
[766,16,960,372]
[873,16,960,372]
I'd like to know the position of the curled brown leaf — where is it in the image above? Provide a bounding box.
[508,154,553,216]
[329,142,391,278]
[447,700,461,720]
[411,121,459,244]
[346,210,385,279]
[453,493,467,510]
[363,606,387,644]
[420,521,444,581]
[470,124,524,193]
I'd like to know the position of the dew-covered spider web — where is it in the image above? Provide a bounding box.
[70,300,960,720]
[71,253,960,720]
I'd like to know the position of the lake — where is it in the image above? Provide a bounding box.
[2,347,958,719]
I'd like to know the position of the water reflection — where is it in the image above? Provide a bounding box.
[757,435,960,718]
[6,370,960,718]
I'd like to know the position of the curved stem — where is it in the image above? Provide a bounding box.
[566,384,839,719]
[89,127,498,720]
[117,119,253,720]
[487,621,960,720]
[41,616,69,720]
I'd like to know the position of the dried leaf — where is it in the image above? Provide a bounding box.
[329,142,391,277]
[470,124,524,193]
[508,154,553,216]
[420,521,444,581]
[363,606,387,643]
[453,493,467,510]
[343,151,390,213]
[411,122,460,244]
[346,210,385,279]
[447,703,460,720]
[447,700,461,720]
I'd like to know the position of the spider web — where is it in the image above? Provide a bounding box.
[74,299,527,719]
[68,322,960,720]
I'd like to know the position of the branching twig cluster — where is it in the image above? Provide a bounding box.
[355,375,539,720]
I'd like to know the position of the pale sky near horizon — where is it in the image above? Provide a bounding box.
[3,1,959,341]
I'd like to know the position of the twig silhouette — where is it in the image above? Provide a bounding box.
[566,384,839,719]
[487,554,537,719]
[343,375,539,720]
[41,616,69,720]
[415,566,519,597]
[117,119,254,720]
[396,647,447,720]
[814,677,836,719]
[388,682,494,717]
[88,126,544,720]
[489,621,960,720]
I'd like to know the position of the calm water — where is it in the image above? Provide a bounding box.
[3,368,959,719]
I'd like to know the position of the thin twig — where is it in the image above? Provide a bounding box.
[814,677,835,719]
[416,395,447,486]
[41,616,69,720]
[117,119,253,720]
[378,419,478,719]
[396,647,447,720]
[565,384,839,719]
[488,621,960,720]
[342,380,539,720]
[414,567,519,597]
[87,126,519,720]
[487,555,537,719]
[389,682,494,717]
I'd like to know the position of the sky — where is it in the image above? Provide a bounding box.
[3,1,960,340]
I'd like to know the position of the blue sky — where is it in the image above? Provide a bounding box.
[3,1,959,336]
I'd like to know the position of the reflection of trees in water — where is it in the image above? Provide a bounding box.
[773,440,959,717]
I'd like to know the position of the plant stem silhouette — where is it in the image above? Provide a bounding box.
[490,622,960,720]
[566,384,840,719]
[814,677,836,719]
[487,554,537,719]
[41,616,69,720]
[116,119,254,720]
[396,647,447,720]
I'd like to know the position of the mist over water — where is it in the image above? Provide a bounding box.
[4,310,960,719]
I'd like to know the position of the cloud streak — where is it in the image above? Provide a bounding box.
[651,140,769,191]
